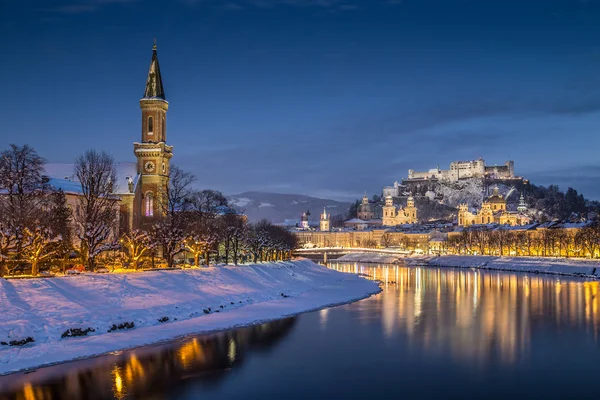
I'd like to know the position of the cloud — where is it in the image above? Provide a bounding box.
[526,166,600,200]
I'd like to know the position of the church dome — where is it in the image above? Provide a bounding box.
[487,186,505,203]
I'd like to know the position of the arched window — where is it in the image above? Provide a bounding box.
[148,116,154,134]
[145,192,154,217]
[162,117,165,139]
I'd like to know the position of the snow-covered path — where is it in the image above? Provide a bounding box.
[0,259,379,375]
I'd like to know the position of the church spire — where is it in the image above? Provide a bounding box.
[143,41,165,100]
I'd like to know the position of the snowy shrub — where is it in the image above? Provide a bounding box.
[61,327,95,338]
[157,316,169,323]
[108,322,135,332]
[5,337,35,346]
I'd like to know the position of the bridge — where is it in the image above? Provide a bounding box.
[293,247,413,262]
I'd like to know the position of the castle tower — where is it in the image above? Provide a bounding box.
[134,42,173,226]
[320,208,330,232]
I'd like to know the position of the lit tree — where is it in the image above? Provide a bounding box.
[121,230,153,270]
[22,226,61,276]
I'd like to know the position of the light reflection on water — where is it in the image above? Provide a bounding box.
[0,319,297,400]
[2,263,600,399]
[331,262,600,365]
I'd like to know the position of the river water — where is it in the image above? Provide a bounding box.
[2,263,600,399]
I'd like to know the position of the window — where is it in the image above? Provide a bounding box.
[162,117,165,139]
[145,192,154,217]
[148,116,154,135]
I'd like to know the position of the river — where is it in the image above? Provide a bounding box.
[2,263,600,399]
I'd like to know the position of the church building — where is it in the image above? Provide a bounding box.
[46,43,173,235]
[382,194,418,226]
[457,187,530,227]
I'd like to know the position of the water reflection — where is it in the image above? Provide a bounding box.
[3,265,600,399]
[330,262,600,364]
[0,318,296,400]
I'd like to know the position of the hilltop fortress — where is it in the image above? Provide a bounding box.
[383,157,526,198]
[407,157,514,182]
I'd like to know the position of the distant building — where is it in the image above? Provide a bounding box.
[357,194,377,220]
[299,210,311,230]
[320,208,330,232]
[458,187,530,227]
[517,193,528,213]
[407,157,515,183]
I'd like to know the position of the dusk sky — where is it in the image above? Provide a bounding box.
[2,0,600,201]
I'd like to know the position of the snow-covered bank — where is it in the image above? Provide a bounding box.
[428,256,600,277]
[0,259,379,376]
[333,253,432,265]
[334,253,402,264]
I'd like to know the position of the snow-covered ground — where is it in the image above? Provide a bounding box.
[0,259,379,375]
[428,256,600,277]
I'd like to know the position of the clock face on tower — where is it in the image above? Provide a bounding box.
[144,161,155,172]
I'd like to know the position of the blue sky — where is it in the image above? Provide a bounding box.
[2,0,600,200]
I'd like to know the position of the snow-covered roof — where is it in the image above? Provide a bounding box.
[344,218,367,224]
[45,163,139,195]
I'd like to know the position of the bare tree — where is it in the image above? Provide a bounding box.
[152,166,195,267]
[74,150,119,269]
[220,213,247,265]
[0,144,48,257]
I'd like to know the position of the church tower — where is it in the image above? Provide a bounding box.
[382,195,396,226]
[320,208,330,232]
[133,42,173,226]
[405,194,417,223]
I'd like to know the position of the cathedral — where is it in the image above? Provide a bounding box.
[382,194,418,226]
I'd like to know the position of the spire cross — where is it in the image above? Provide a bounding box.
[153,38,157,50]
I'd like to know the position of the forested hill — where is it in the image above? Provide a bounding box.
[227,192,351,223]
[347,180,600,223]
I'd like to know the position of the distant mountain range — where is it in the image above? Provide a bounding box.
[227,191,351,223]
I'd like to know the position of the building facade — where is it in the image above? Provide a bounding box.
[382,195,418,226]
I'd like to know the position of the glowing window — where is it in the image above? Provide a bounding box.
[145,192,154,217]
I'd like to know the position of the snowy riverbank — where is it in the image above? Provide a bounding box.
[0,259,379,375]
[334,253,403,264]
[428,256,600,277]
[332,252,600,278]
